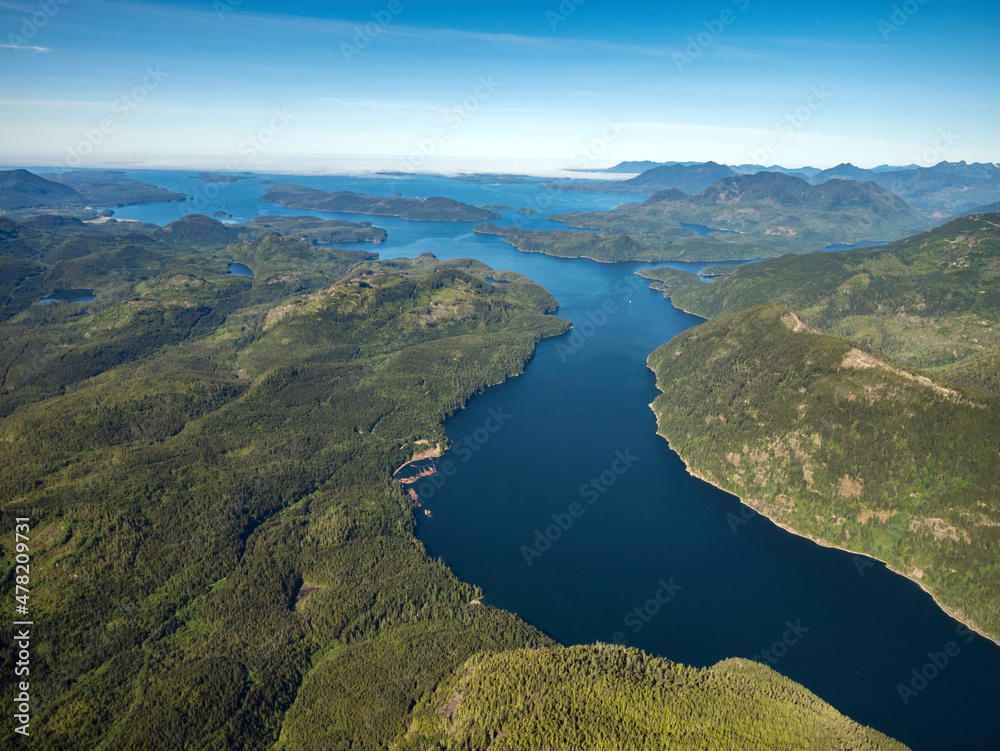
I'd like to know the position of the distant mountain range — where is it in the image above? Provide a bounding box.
[548,161,739,195]
[577,160,704,173]
[561,160,1000,217]
[548,171,929,255]
[802,161,1000,215]
[962,200,1000,216]
[807,163,877,182]
[728,163,820,178]
[591,159,995,179]
[846,162,989,214]
[589,160,822,177]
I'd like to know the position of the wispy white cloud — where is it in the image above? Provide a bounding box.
[378,23,682,59]
[381,25,567,50]
[90,1,682,59]
[16,0,757,65]
[0,43,50,51]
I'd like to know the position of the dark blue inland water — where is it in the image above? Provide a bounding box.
[679,221,738,236]
[40,288,96,303]
[227,262,254,277]
[91,169,999,751]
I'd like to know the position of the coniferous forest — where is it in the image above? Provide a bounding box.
[0,214,908,749]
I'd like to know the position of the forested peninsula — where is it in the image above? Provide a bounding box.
[260,182,501,222]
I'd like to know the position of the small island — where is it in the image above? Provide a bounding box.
[191,172,257,183]
[450,173,543,185]
[260,183,501,222]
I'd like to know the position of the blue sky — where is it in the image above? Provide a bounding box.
[1,0,998,173]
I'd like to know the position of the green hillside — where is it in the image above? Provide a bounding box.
[654,213,1000,395]
[648,303,1000,642]
[399,644,909,751]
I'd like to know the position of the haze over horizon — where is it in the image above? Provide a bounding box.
[2,0,998,175]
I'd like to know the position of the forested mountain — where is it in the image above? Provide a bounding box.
[655,213,1000,394]
[0,169,87,210]
[803,162,1000,216]
[0,214,906,748]
[644,214,1000,643]
[0,216,564,748]
[44,170,187,207]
